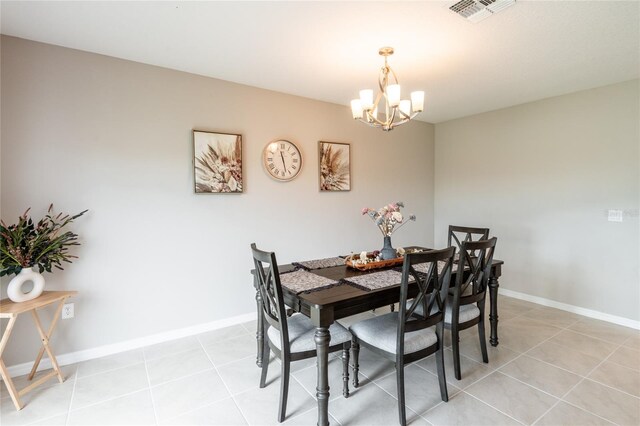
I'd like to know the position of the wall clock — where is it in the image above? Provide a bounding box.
[262,140,303,181]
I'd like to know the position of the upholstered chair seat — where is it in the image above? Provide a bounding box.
[268,314,352,353]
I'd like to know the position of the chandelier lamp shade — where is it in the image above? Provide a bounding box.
[350,47,424,132]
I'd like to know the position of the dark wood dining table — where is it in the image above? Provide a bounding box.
[251,247,503,426]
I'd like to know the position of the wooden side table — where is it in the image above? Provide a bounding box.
[0,290,77,410]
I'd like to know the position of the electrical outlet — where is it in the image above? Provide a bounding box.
[62,303,74,319]
[608,210,623,222]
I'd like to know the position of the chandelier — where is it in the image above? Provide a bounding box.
[350,47,424,132]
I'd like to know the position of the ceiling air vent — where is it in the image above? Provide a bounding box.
[450,0,515,23]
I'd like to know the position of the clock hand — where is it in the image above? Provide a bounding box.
[280,151,287,171]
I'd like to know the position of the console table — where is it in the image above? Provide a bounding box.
[0,290,77,410]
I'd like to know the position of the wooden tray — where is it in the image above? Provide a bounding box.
[345,255,403,271]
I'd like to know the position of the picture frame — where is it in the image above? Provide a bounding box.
[193,130,243,193]
[318,141,351,191]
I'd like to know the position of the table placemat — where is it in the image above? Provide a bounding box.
[342,269,413,292]
[279,270,341,294]
[412,261,459,275]
[292,257,345,271]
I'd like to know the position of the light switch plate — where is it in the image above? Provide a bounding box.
[608,210,623,222]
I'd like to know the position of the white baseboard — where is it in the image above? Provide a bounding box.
[5,311,256,379]
[499,288,640,330]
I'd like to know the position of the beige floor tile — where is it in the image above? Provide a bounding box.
[217,355,280,395]
[29,413,69,425]
[588,361,640,397]
[608,346,640,371]
[499,355,581,397]
[202,334,256,367]
[498,321,561,353]
[71,363,149,410]
[375,363,461,416]
[151,369,230,421]
[418,349,492,389]
[67,389,156,425]
[623,334,640,351]
[526,341,602,376]
[160,397,247,425]
[499,297,541,313]
[349,346,396,385]
[328,378,428,425]
[196,324,250,346]
[146,348,213,386]
[0,365,76,400]
[0,379,74,426]
[458,333,521,369]
[534,401,613,425]
[292,355,350,401]
[548,330,615,360]
[564,379,640,425]
[521,306,582,329]
[569,319,637,345]
[143,336,201,361]
[283,407,341,425]
[241,319,257,335]
[466,371,558,424]
[422,391,521,425]
[76,349,144,378]
[233,378,316,425]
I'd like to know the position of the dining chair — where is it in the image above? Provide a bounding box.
[250,243,352,423]
[349,247,456,426]
[448,237,497,380]
[448,225,490,257]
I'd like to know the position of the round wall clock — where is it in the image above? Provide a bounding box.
[262,140,303,181]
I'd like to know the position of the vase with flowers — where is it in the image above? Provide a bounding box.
[1,205,87,302]
[361,201,416,260]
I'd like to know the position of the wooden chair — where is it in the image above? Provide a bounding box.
[448,225,489,258]
[250,244,352,423]
[349,247,456,426]
[448,237,497,380]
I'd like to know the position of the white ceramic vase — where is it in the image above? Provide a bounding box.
[7,267,45,303]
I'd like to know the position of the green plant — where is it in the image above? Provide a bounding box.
[0,205,88,276]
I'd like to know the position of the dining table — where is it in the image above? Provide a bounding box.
[250,246,504,426]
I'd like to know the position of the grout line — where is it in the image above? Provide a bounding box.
[456,391,526,425]
[530,334,628,425]
[142,347,159,425]
[64,368,79,426]
[74,356,146,380]
[196,336,251,426]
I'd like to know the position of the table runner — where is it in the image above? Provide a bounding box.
[280,270,341,294]
[292,256,345,271]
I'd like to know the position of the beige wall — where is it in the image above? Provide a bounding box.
[0,36,435,366]
[435,80,640,321]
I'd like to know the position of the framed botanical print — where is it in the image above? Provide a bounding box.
[318,141,351,191]
[193,130,243,193]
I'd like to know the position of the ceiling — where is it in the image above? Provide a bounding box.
[1,1,638,123]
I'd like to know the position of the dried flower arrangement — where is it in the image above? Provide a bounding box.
[361,201,416,237]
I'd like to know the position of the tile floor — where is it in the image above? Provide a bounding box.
[1,296,639,426]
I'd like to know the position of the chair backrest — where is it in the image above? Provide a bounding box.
[448,225,490,256]
[452,237,497,308]
[250,243,290,354]
[397,247,456,354]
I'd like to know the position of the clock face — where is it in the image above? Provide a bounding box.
[262,140,302,181]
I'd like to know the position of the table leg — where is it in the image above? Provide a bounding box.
[0,316,24,410]
[28,299,66,380]
[314,326,330,426]
[30,308,65,383]
[488,275,499,347]
[254,275,264,368]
